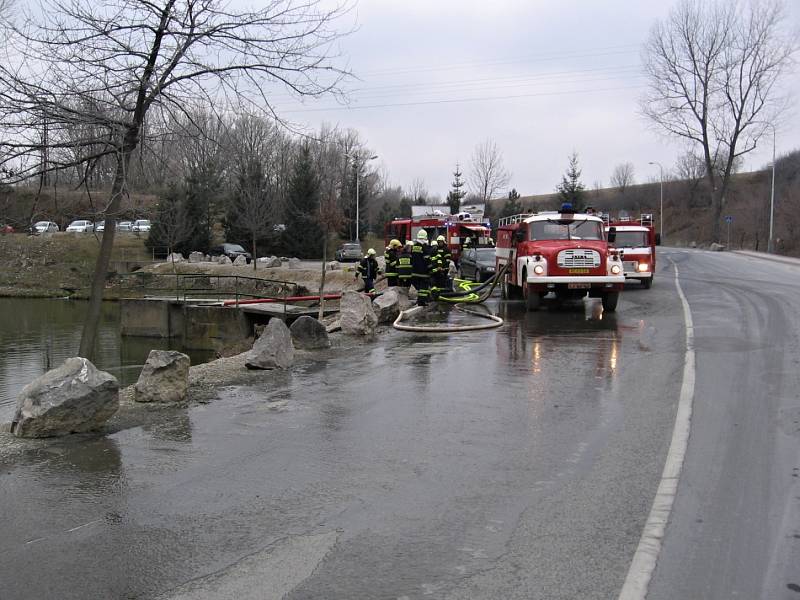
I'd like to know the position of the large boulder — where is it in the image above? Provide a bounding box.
[340,291,378,336]
[215,255,231,265]
[134,350,190,403]
[245,318,294,369]
[188,251,205,263]
[372,287,412,324]
[232,255,248,266]
[166,252,185,263]
[288,257,301,270]
[11,357,119,438]
[259,256,282,268]
[326,261,340,271]
[290,316,331,350]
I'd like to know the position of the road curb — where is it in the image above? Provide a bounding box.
[732,250,800,267]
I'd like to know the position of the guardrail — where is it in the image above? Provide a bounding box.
[118,272,301,314]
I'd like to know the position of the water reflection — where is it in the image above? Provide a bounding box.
[0,298,215,422]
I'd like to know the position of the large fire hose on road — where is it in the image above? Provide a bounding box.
[393,304,504,332]
[392,262,510,332]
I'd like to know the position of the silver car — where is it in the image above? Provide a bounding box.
[65,220,94,233]
[335,242,363,262]
[32,220,59,234]
[132,219,151,233]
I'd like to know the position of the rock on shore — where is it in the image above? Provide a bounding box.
[290,316,331,350]
[245,318,295,369]
[134,350,190,403]
[11,357,119,438]
[340,291,378,335]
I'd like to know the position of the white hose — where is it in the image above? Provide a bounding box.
[392,304,503,332]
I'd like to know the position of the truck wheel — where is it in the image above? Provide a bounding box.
[642,277,653,289]
[601,291,619,312]
[523,278,540,311]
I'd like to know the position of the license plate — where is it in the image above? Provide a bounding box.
[568,283,591,289]
[568,268,590,274]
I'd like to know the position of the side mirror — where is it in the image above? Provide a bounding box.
[655,233,661,246]
[607,226,616,244]
[514,228,526,243]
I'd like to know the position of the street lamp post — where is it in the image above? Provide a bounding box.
[343,153,378,241]
[648,161,664,242]
[766,124,776,254]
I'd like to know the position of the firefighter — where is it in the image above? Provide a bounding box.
[357,248,380,293]
[411,230,432,305]
[397,240,413,288]
[384,239,402,287]
[432,235,451,293]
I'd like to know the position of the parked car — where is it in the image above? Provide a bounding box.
[458,247,496,282]
[1,224,15,234]
[132,219,151,233]
[95,221,106,232]
[118,221,133,232]
[335,242,363,262]
[31,221,59,234]
[210,243,252,263]
[65,220,94,233]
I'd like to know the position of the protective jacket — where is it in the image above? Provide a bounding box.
[397,251,413,282]
[357,256,380,280]
[384,248,399,278]
[410,241,431,276]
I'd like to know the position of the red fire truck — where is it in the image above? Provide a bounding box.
[603,213,658,289]
[384,213,492,263]
[495,206,625,311]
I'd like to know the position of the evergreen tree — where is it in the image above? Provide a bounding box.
[283,145,323,258]
[556,152,585,206]
[224,159,274,266]
[146,182,196,258]
[446,163,466,214]
[397,196,413,218]
[500,188,522,218]
[182,162,221,254]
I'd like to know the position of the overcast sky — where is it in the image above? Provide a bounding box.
[272,0,800,198]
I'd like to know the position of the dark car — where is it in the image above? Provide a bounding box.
[458,247,497,282]
[335,242,363,262]
[210,243,252,263]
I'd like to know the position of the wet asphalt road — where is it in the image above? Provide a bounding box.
[0,249,797,599]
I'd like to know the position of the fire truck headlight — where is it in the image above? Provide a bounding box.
[533,264,545,275]
[637,263,650,272]
[610,264,621,275]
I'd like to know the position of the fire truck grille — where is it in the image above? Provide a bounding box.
[557,249,601,268]
[623,260,638,273]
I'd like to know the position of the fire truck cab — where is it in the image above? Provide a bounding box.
[603,214,657,289]
[496,206,626,311]
[384,214,492,263]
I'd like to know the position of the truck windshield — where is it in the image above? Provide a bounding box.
[530,219,603,241]
[612,231,648,247]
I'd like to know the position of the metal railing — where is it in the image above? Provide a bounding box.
[118,272,301,316]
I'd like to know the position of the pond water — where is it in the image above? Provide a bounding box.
[0,298,215,422]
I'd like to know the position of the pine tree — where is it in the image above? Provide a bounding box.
[446,163,466,214]
[556,152,585,206]
[501,188,522,218]
[283,145,323,258]
[146,182,196,259]
[182,162,221,254]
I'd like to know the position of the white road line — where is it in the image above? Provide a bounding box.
[66,519,103,533]
[617,257,696,600]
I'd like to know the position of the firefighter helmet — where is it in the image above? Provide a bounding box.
[417,229,428,240]
[436,235,446,242]
[367,248,376,255]
[390,238,402,248]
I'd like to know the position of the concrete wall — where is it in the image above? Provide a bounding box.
[120,298,173,337]
[182,305,253,352]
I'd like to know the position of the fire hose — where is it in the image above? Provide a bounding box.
[392,262,510,332]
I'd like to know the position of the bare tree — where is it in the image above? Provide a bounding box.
[231,159,275,270]
[409,178,429,204]
[0,0,350,358]
[610,163,635,193]
[641,0,795,241]
[469,139,511,204]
